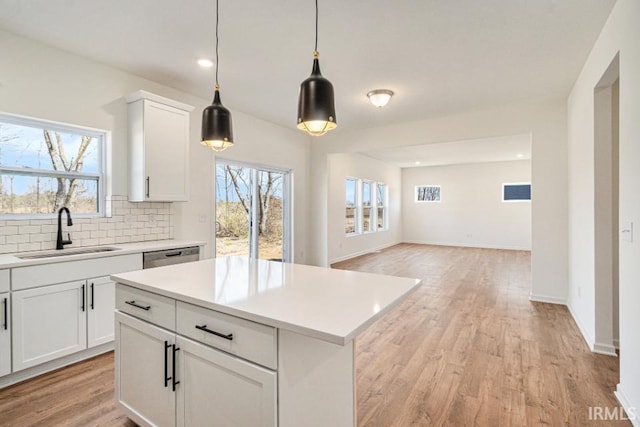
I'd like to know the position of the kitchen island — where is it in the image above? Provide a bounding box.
[112,256,421,427]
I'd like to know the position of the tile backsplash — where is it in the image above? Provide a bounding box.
[0,195,174,254]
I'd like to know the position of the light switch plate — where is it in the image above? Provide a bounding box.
[621,221,633,243]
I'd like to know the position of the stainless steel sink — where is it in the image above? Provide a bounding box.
[17,247,120,260]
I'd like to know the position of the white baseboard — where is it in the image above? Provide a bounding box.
[402,240,531,251]
[615,384,639,426]
[593,342,618,357]
[330,241,401,265]
[529,294,567,305]
[567,303,595,352]
[0,342,113,389]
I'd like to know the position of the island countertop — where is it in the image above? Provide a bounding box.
[111,256,421,345]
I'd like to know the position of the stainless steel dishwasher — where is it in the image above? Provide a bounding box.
[142,246,200,269]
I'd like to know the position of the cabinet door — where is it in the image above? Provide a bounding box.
[144,100,189,201]
[0,292,10,376]
[176,335,277,427]
[12,281,87,371]
[115,312,176,427]
[87,276,115,348]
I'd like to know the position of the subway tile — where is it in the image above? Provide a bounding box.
[7,234,30,244]
[0,226,18,236]
[18,242,41,252]
[19,225,41,234]
[0,244,18,254]
[90,230,107,239]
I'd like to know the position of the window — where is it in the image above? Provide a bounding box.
[415,185,441,202]
[0,113,107,217]
[502,183,531,202]
[362,181,374,233]
[345,178,359,234]
[377,183,387,230]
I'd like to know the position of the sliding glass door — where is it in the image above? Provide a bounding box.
[215,161,290,262]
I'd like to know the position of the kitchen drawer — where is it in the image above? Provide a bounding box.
[176,301,276,369]
[116,284,175,330]
[0,270,9,293]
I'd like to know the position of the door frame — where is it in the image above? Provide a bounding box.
[213,158,292,262]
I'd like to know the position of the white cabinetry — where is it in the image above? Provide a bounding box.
[115,286,277,427]
[0,292,10,377]
[126,91,193,202]
[87,276,116,348]
[116,312,176,427]
[12,281,87,371]
[176,335,276,427]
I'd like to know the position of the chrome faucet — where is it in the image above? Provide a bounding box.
[56,207,73,250]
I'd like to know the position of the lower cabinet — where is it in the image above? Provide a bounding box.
[87,276,116,347]
[11,276,117,372]
[115,312,277,427]
[12,281,87,371]
[0,292,10,376]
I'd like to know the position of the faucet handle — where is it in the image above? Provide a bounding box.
[67,232,72,242]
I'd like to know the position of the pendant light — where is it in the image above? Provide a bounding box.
[201,0,233,152]
[297,0,337,136]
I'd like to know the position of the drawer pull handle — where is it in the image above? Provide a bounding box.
[195,324,233,341]
[125,300,151,311]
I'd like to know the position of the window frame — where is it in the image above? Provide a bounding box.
[376,182,388,231]
[345,177,360,236]
[0,112,111,219]
[361,179,375,234]
[415,185,441,203]
[501,182,531,203]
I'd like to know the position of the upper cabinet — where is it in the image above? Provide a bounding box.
[126,91,194,202]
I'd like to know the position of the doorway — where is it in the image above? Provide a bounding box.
[214,161,291,262]
[593,54,619,355]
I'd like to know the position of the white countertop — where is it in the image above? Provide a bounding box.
[0,239,206,268]
[112,256,421,345]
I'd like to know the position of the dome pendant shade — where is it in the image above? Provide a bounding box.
[201,89,233,152]
[297,57,337,136]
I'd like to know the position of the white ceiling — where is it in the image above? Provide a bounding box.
[363,134,532,168]
[0,0,615,132]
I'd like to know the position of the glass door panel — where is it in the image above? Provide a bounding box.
[257,170,285,261]
[215,164,252,257]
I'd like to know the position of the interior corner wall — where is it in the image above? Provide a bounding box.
[327,153,402,264]
[402,160,531,251]
[0,30,311,263]
[567,0,640,418]
[310,98,567,301]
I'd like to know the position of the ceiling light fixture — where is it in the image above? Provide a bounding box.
[517,153,524,158]
[197,58,214,68]
[297,0,337,137]
[367,89,394,108]
[201,0,233,152]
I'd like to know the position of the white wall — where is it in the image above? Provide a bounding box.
[567,0,640,418]
[310,98,567,304]
[327,153,402,264]
[402,160,531,250]
[0,30,311,262]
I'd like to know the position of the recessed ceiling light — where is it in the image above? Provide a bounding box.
[367,89,394,108]
[517,153,524,158]
[197,58,214,68]
[415,161,421,165]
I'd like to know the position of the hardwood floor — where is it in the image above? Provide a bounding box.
[335,244,627,426]
[0,244,627,426]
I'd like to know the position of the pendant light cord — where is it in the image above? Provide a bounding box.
[314,0,318,53]
[215,0,220,89]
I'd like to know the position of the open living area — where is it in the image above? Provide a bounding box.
[0,0,639,426]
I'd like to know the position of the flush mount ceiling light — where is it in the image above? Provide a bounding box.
[367,89,394,108]
[297,0,337,137]
[201,0,233,152]
[197,58,214,68]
